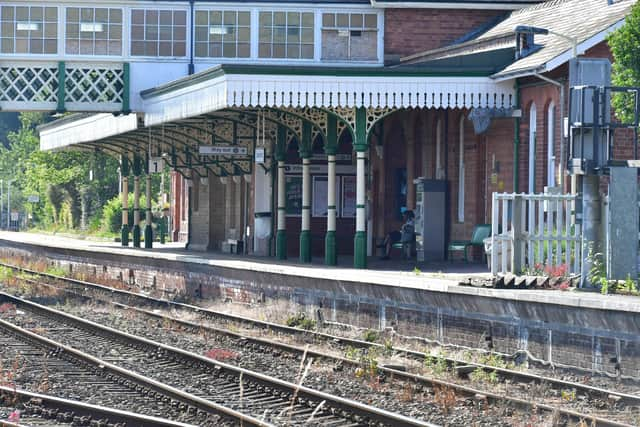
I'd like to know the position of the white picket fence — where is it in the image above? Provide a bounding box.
[490,193,582,275]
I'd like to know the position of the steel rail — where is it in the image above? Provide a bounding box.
[40,287,639,427]
[5,261,638,407]
[0,385,198,427]
[112,301,638,427]
[0,316,275,427]
[0,291,437,427]
[2,262,639,425]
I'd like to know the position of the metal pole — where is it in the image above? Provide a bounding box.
[0,179,3,230]
[7,181,10,230]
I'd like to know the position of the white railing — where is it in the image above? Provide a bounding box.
[490,193,581,276]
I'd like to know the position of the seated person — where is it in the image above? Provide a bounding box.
[379,210,415,260]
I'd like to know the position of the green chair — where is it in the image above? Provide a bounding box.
[448,224,491,262]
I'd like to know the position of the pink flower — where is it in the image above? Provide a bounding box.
[8,410,20,422]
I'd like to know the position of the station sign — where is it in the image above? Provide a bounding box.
[149,157,165,174]
[255,148,265,164]
[199,145,248,156]
[27,195,39,203]
[284,164,357,175]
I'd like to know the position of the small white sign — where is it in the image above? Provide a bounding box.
[149,157,165,174]
[199,145,248,156]
[284,164,357,175]
[27,195,39,203]
[10,211,19,221]
[255,148,265,164]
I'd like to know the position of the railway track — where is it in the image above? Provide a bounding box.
[0,312,268,426]
[0,291,436,427]
[0,385,198,427]
[3,263,638,404]
[0,265,637,425]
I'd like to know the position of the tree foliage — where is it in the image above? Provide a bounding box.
[608,1,640,123]
[0,113,120,230]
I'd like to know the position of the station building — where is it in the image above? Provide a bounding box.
[3,0,632,268]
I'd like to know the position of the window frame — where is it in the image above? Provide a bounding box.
[258,10,315,60]
[64,6,123,57]
[320,11,378,62]
[129,8,188,58]
[194,9,251,59]
[0,4,59,55]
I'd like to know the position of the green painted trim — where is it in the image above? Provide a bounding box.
[356,204,366,209]
[327,205,336,209]
[121,224,129,247]
[299,121,312,159]
[132,224,141,248]
[122,62,131,114]
[276,230,287,260]
[141,64,491,99]
[275,125,287,161]
[325,230,337,266]
[325,114,338,156]
[302,205,311,210]
[132,154,143,177]
[121,155,130,176]
[354,231,367,269]
[354,107,368,152]
[299,230,311,263]
[144,224,153,249]
[56,61,66,113]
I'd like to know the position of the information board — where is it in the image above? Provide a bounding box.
[312,176,341,217]
[285,176,303,216]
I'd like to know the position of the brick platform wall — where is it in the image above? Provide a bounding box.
[4,242,640,379]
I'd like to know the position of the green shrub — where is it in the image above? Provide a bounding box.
[362,329,379,343]
[101,193,147,234]
[285,312,316,330]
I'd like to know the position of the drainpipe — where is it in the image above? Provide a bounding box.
[188,0,195,75]
[533,72,566,192]
[513,80,521,192]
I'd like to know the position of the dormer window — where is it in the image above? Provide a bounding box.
[516,32,537,59]
[514,25,550,60]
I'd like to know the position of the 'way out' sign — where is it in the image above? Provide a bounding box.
[199,145,248,156]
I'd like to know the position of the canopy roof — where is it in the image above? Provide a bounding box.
[139,64,515,127]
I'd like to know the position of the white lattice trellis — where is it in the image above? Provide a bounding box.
[0,63,58,110]
[65,65,124,111]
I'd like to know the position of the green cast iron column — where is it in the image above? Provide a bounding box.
[144,155,153,249]
[354,107,368,269]
[56,61,66,114]
[325,114,338,266]
[120,155,130,246]
[132,154,142,248]
[275,125,287,260]
[299,121,312,263]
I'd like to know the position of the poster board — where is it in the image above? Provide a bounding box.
[285,176,303,216]
[341,175,356,218]
[312,176,341,217]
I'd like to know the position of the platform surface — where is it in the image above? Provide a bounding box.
[1,231,639,314]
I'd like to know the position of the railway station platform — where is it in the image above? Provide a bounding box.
[0,231,639,379]
[0,230,636,313]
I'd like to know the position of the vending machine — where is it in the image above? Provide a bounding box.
[414,178,447,262]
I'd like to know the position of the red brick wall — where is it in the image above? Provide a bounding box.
[384,8,506,57]
[519,83,562,194]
